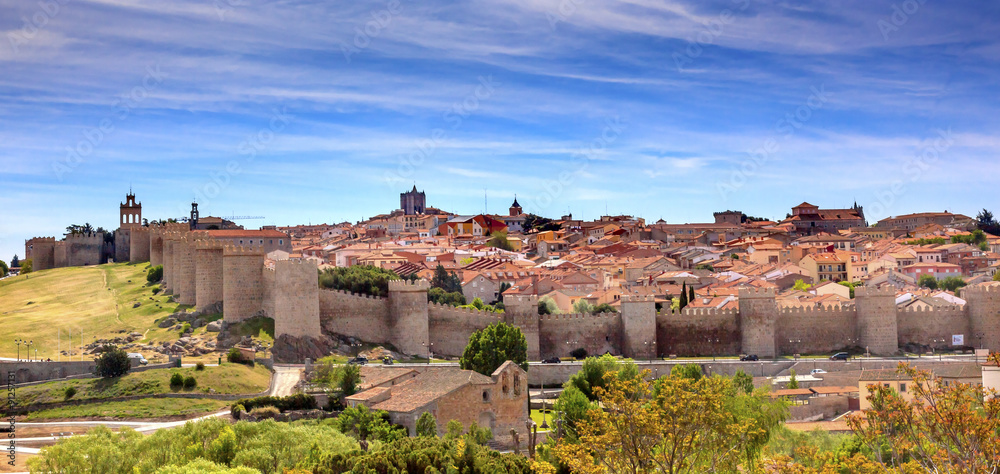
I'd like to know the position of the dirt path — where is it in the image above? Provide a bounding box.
[269,365,303,397]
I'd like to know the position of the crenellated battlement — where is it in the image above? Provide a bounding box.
[682,307,740,317]
[429,302,505,319]
[26,237,57,243]
[962,282,1000,296]
[738,286,777,298]
[196,238,226,250]
[621,294,654,303]
[855,285,898,298]
[388,279,430,292]
[539,311,618,322]
[900,304,964,313]
[319,287,388,301]
[223,245,266,257]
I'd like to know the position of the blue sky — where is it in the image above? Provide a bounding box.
[2,0,999,262]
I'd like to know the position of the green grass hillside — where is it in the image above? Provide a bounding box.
[0,263,187,360]
[15,363,272,406]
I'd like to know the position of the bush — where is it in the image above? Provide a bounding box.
[230,404,246,420]
[233,394,316,414]
[63,386,77,400]
[183,376,197,389]
[151,286,161,295]
[170,372,184,388]
[94,345,131,378]
[147,265,163,283]
[317,265,400,297]
[570,347,588,360]
[195,362,205,371]
[227,348,244,364]
[248,406,280,420]
[180,322,191,336]
[416,412,437,437]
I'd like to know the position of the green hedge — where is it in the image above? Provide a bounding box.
[232,393,316,418]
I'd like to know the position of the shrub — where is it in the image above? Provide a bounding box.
[248,406,280,420]
[151,286,161,295]
[227,348,244,364]
[570,347,588,360]
[94,345,131,378]
[170,372,184,388]
[183,376,197,389]
[233,394,316,413]
[180,322,191,336]
[230,404,246,420]
[63,386,77,400]
[147,265,163,283]
[416,412,437,437]
[195,362,205,371]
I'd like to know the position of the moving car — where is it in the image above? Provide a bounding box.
[830,352,850,361]
[810,369,828,375]
[348,356,368,365]
[739,354,759,361]
[542,357,561,364]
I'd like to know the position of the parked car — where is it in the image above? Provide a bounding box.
[348,356,368,366]
[542,357,561,364]
[127,353,148,366]
[739,354,759,361]
[381,356,394,365]
[830,352,850,361]
[810,369,827,375]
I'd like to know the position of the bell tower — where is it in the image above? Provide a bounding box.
[119,190,142,230]
[190,202,200,230]
[509,195,523,217]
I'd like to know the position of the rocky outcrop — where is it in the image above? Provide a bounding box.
[272,334,338,363]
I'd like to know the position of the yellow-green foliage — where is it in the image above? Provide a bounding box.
[26,398,230,421]
[0,263,190,358]
[28,418,359,474]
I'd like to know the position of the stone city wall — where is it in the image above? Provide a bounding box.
[318,289,392,345]
[656,307,741,357]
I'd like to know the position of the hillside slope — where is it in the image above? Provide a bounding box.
[0,263,187,360]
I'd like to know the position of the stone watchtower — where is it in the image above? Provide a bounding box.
[120,191,141,230]
[195,238,225,313]
[174,233,200,306]
[222,245,266,324]
[739,287,778,358]
[855,286,899,356]
[274,259,321,338]
[502,294,541,361]
[388,279,431,356]
[964,283,1000,351]
[621,295,656,359]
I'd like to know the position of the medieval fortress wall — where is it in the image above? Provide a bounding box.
[25,226,1000,360]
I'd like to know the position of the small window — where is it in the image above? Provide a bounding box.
[482,390,490,402]
[899,383,907,393]
[280,240,284,245]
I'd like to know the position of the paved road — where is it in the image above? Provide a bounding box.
[270,365,303,397]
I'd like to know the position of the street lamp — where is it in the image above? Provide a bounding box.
[565,340,578,359]
[422,342,434,364]
[708,337,720,361]
[14,338,24,361]
[27,340,33,361]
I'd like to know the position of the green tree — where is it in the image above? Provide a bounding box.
[334,405,406,446]
[553,384,593,438]
[573,299,595,314]
[918,274,939,290]
[838,281,857,298]
[565,354,639,401]
[940,276,967,293]
[993,272,1000,282]
[431,264,463,293]
[416,412,438,437]
[445,420,465,440]
[428,286,467,306]
[147,265,163,283]
[94,345,131,378]
[488,230,515,251]
[680,282,689,309]
[733,370,754,394]
[10,255,19,268]
[538,296,559,315]
[340,364,361,397]
[689,285,695,302]
[0,259,7,277]
[592,303,618,314]
[793,279,812,291]
[21,258,33,274]
[788,370,799,389]
[671,364,703,381]
[318,265,400,297]
[460,322,528,375]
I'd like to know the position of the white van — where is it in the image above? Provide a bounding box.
[127,353,148,366]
